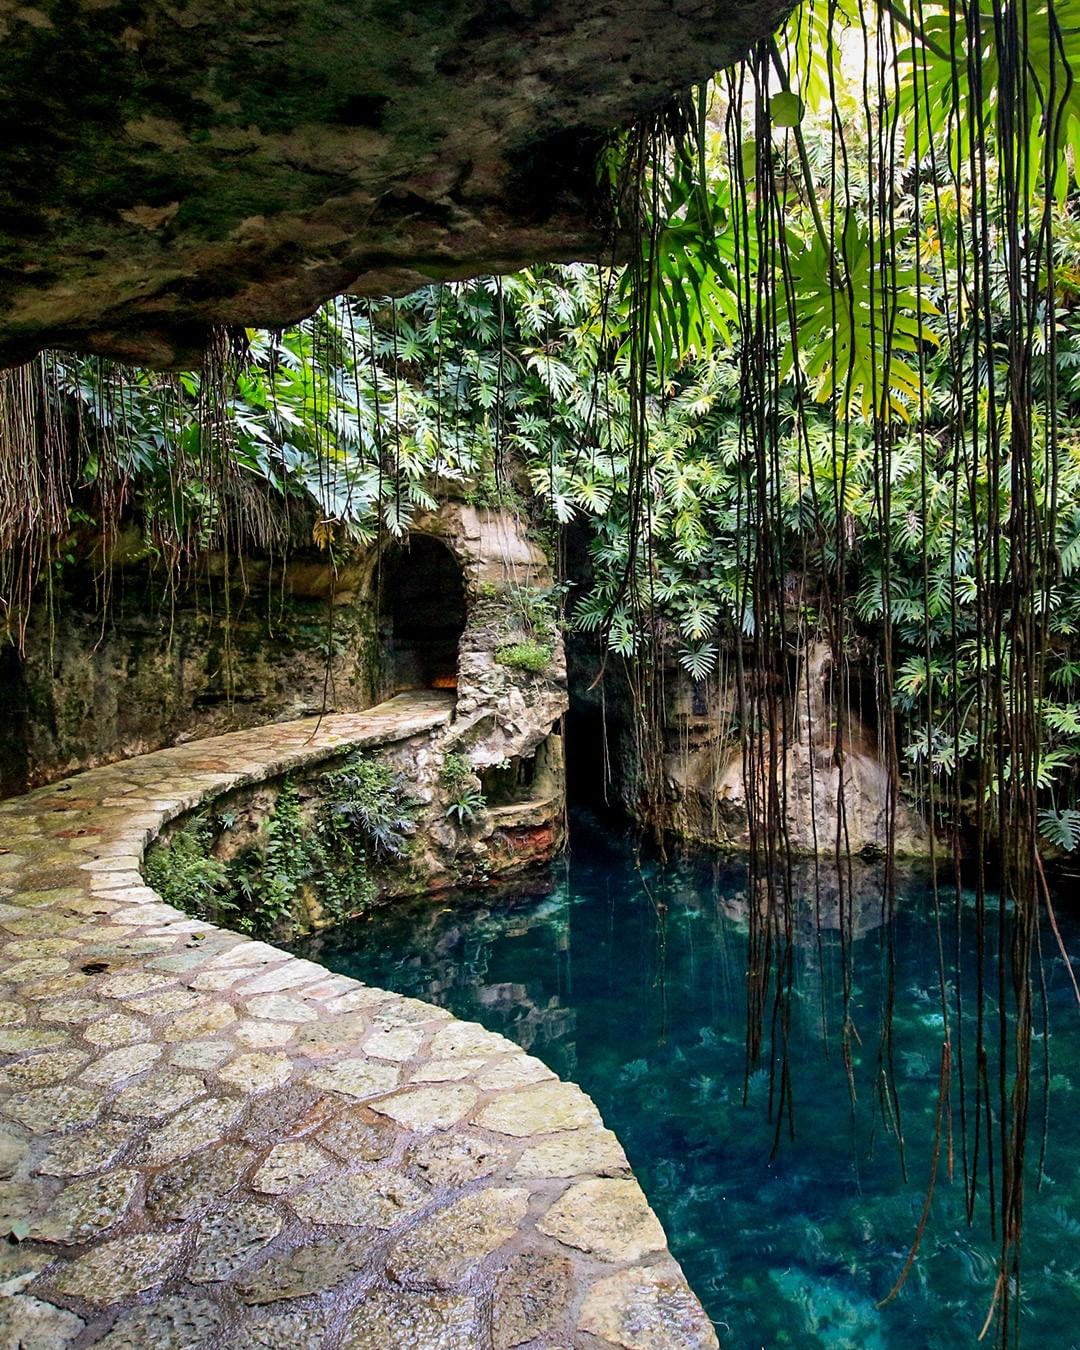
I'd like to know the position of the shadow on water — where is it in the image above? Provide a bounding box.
[299,816,1080,1349]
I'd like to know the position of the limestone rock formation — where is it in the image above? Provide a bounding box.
[0,0,791,366]
[665,643,930,856]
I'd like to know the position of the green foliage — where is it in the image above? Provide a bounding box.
[445,785,486,824]
[318,757,417,861]
[146,756,417,938]
[495,640,554,673]
[1039,807,1080,852]
[439,751,474,792]
[144,817,227,924]
[439,751,486,824]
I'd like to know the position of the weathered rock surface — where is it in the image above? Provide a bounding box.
[0,1,790,366]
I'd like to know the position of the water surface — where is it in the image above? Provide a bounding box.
[300,824,1080,1349]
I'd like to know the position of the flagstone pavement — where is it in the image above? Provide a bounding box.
[0,692,718,1349]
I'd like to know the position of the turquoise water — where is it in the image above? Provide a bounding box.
[299,824,1080,1348]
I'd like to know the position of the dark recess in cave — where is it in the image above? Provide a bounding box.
[380,535,466,692]
[0,642,29,797]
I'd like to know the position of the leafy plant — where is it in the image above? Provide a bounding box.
[445,785,487,824]
[495,639,553,673]
[144,816,227,923]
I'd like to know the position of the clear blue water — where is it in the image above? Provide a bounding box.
[298,822,1080,1349]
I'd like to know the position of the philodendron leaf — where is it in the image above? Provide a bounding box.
[770,91,804,127]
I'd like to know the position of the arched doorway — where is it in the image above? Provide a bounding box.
[380,535,466,693]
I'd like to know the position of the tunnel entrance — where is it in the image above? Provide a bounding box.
[380,535,466,693]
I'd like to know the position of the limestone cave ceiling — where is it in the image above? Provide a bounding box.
[0,0,790,367]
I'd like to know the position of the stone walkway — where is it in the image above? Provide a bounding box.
[0,693,718,1349]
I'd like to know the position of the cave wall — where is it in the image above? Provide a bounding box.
[0,500,567,803]
[568,638,930,857]
[0,0,792,365]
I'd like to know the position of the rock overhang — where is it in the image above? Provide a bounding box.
[0,0,791,366]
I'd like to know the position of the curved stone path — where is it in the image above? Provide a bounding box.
[0,693,719,1349]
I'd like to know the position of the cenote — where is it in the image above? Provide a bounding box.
[300,820,1080,1349]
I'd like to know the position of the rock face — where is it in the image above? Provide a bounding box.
[665,642,930,856]
[0,0,791,366]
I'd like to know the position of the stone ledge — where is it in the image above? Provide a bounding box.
[0,692,718,1349]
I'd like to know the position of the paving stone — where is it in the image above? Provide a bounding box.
[0,1025,69,1053]
[476,1054,555,1091]
[493,1250,575,1349]
[112,1070,205,1119]
[306,1058,399,1101]
[161,1001,237,1041]
[0,1128,29,1179]
[3,1084,100,1133]
[473,1080,603,1137]
[251,1141,332,1194]
[0,700,700,1350]
[29,1169,138,1243]
[363,1025,426,1061]
[0,1244,53,1296]
[3,958,71,983]
[288,1170,427,1228]
[0,1178,47,1236]
[121,988,201,1016]
[2,911,82,936]
[51,1232,184,1303]
[189,1200,282,1281]
[315,1109,400,1164]
[238,1083,333,1144]
[168,1039,235,1070]
[286,1011,369,1060]
[92,1295,225,1349]
[0,1048,88,1090]
[39,998,106,1024]
[577,1263,720,1350]
[231,1307,330,1348]
[370,1083,478,1133]
[326,987,388,1014]
[238,960,323,994]
[133,1096,243,1166]
[0,1295,85,1349]
[244,994,318,1022]
[411,1056,487,1083]
[512,1128,631,1180]
[218,1052,292,1094]
[374,996,451,1028]
[407,1132,508,1189]
[146,1142,257,1220]
[4,939,81,960]
[234,1019,295,1048]
[84,1013,149,1048]
[340,1291,478,1350]
[37,1120,138,1176]
[236,1235,370,1303]
[79,1042,162,1087]
[21,972,91,1001]
[537,1180,666,1263]
[387,1187,530,1287]
[97,971,175,999]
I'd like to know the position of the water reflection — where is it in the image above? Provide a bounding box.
[299,831,1080,1350]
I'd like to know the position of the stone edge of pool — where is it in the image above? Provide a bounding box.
[0,692,719,1350]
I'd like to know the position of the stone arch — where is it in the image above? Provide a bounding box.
[378,534,467,693]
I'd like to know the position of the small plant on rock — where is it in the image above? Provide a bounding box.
[495,639,553,673]
[440,750,486,823]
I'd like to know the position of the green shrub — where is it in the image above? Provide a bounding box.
[145,816,227,924]
[146,755,419,939]
[495,639,553,673]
